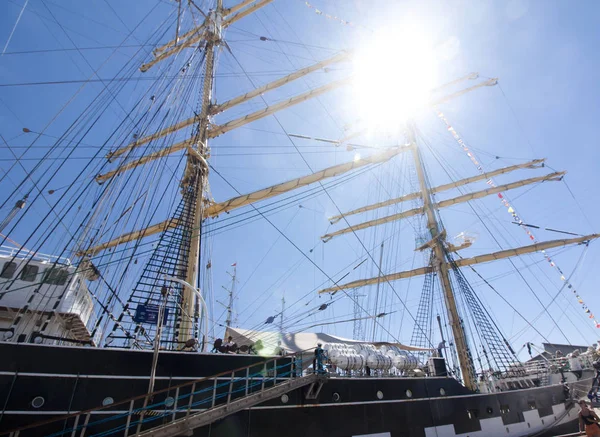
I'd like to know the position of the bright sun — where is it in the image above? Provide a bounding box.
[352,28,437,132]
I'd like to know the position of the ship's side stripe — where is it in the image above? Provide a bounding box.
[0,371,447,381]
[0,398,578,412]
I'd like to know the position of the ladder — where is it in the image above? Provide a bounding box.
[5,355,324,437]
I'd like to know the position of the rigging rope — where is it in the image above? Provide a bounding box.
[418,126,574,344]
[1,0,29,56]
[436,110,600,329]
[209,163,415,346]
[0,4,180,340]
[224,37,439,347]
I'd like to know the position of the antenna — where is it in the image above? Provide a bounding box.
[371,242,384,341]
[352,291,366,340]
[279,293,285,335]
[224,263,237,336]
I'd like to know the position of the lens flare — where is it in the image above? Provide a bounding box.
[352,28,437,132]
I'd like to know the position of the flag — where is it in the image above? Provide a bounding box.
[231,262,237,266]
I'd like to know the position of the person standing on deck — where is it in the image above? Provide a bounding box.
[275,340,285,356]
[569,351,583,379]
[579,400,600,436]
[437,340,447,358]
[314,343,326,374]
[224,336,236,353]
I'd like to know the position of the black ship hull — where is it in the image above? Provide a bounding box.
[0,343,590,436]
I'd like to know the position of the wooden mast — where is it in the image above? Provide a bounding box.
[408,123,477,390]
[177,2,222,345]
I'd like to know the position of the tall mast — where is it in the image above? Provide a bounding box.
[224,264,236,335]
[408,123,476,390]
[179,3,223,344]
[95,0,355,349]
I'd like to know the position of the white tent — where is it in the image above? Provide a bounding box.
[225,327,432,357]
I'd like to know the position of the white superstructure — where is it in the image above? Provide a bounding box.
[0,246,95,345]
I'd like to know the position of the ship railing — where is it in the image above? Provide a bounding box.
[2,352,313,437]
[518,355,594,373]
[485,354,597,384]
[0,245,72,265]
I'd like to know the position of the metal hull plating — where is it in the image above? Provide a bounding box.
[0,343,589,437]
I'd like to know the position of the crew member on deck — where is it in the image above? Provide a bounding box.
[314,343,326,374]
[275,340,285,356]
[224,336,236,353]
[569,351,583,380]
[437,340,447,358]
[579,400,600,436]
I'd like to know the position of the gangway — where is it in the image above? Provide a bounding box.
[138,372,321,437]
[4,355,325,437]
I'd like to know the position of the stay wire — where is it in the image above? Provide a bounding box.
[497,83,536,157]
[512,245,593,343]
[0,5,175,250]
[1,7,178,331]
[0,2,173,212]
[418,125,572,345]
[225,46,431,347]
[209,164,410,345]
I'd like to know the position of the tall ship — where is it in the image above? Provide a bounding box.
[0,1,599,436]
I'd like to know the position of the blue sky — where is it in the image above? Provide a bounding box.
[1,0,599,363]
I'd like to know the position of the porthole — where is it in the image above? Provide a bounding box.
[376,390,384,400]
[164,397,175,407]
[439,388,446,396]
[332,392,341,402]
[281,394,289,404]
[405,389,413,398]
[31,396,45,409]
[487,407,493,414]
[102,397,114,406]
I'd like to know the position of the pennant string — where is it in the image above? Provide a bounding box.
[436,109,599,328]
[300,1,372,32]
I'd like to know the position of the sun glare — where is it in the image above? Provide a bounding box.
[352,29,437,132]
